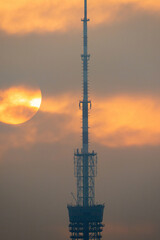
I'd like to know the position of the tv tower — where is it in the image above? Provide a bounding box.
[67,0,105,239]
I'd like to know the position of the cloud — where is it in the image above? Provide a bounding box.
[2,90,160,156]
[92,95,160,147]
[40,93,160,147]
[0,0,160,34]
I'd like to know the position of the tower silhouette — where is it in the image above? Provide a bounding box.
[67,1,105,239]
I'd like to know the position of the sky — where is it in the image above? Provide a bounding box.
[0,0,160,239]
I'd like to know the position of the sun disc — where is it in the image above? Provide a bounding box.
[0,86,42,125]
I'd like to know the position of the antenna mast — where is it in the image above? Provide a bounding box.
[81,0,90,207]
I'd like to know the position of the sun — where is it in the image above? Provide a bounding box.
[30,98,42,108]
[0,86,42,125]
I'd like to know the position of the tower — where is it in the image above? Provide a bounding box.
[67,0,105,239]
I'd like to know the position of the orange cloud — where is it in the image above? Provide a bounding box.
[40,93,160,147]
[2,90,160,151]
[0,86,41,124]
[0,0,160,34]
[91,95,160,147]
[40,93,81,135]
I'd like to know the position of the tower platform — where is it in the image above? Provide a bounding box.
[68,205,104,240]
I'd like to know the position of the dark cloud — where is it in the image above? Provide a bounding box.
[90,12,160,96]
[1,12,160,97]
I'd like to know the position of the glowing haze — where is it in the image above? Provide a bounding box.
[93,95,160,147]
[39,93,160,147]
[0,86,41,125]
[0,0,160,34]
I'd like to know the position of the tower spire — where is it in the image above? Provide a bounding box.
[81,0,90,207]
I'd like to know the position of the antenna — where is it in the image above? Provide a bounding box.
[71,192,77,204]
[67,1,105,239]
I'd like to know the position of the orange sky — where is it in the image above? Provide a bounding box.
[0,0,160,34]
[0,3,159,239]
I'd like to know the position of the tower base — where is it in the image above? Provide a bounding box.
[68,205,104,240]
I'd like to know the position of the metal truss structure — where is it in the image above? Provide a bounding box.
[74,150,97,206]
